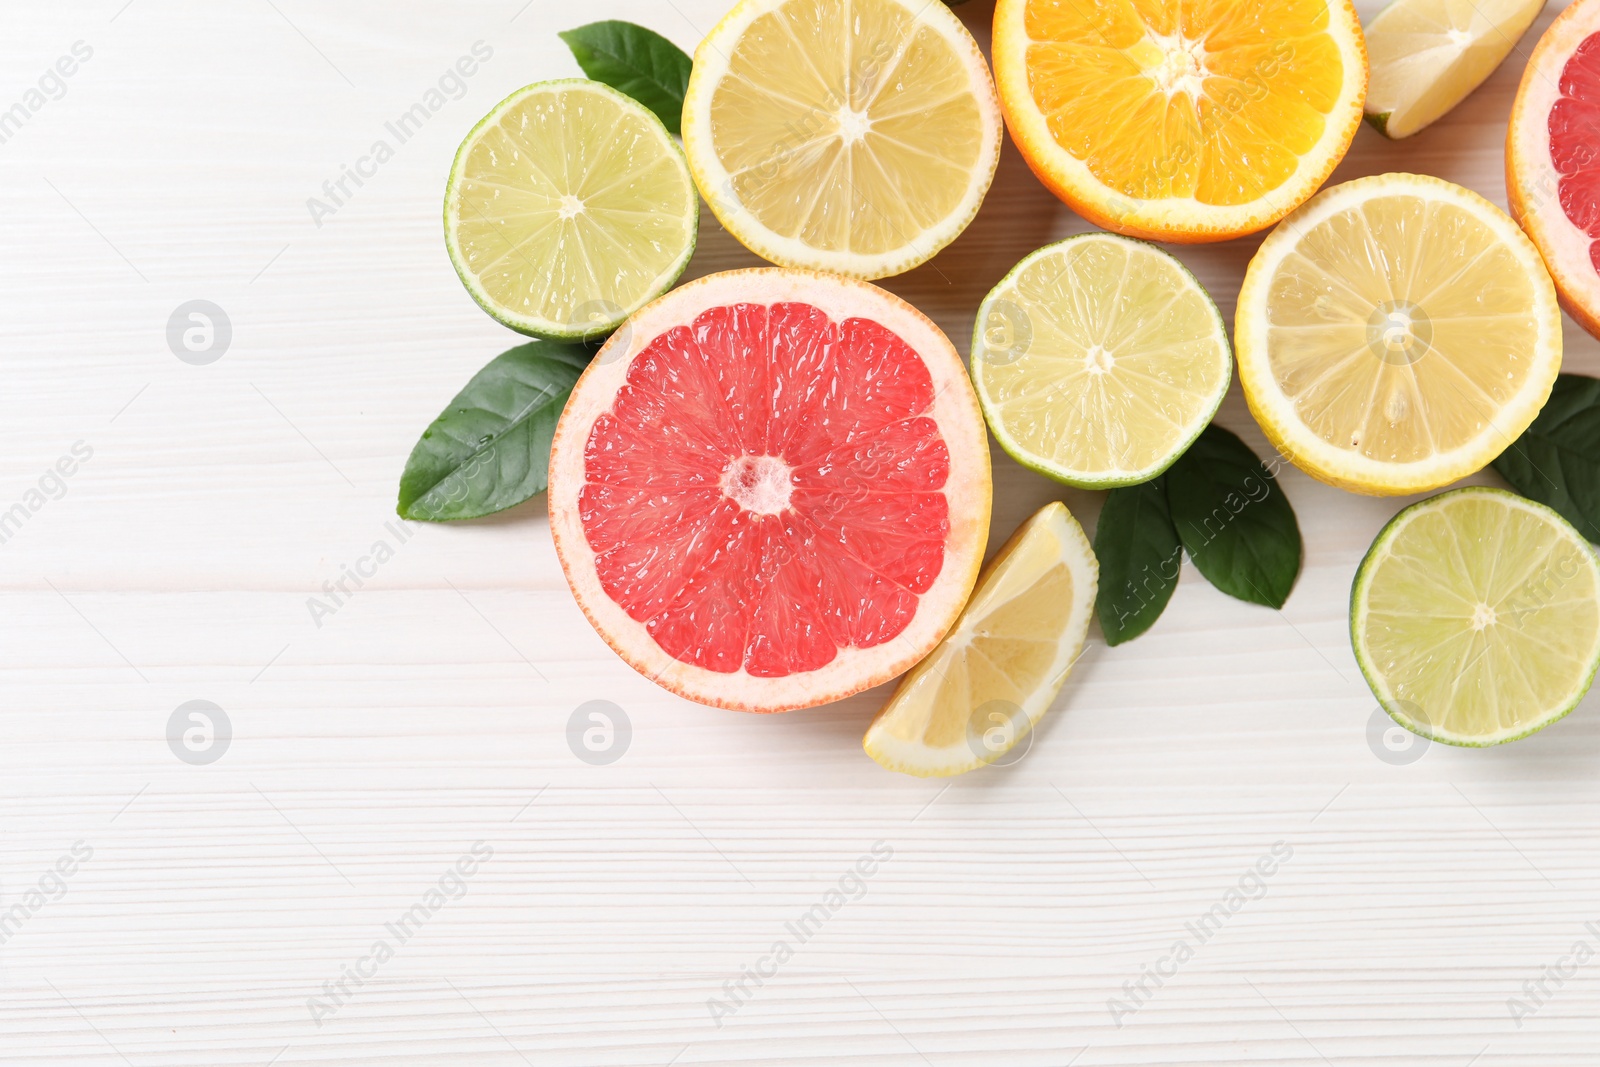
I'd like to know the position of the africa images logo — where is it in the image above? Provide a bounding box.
[706,841,893,1027]
[306,41,493,228]
[306,841,493,1026]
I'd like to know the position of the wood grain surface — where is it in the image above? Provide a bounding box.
[3,1,1599,1063]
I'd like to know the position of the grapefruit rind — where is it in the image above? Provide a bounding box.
[548,268,993,714]
[863,501,1097,777]
[1236,173,1562,496]
[1508,0,1600,341]
[681,0,1003,280]
[1351,487,1600,747]
[991,0,1369,243]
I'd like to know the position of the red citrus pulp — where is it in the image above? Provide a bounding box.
[1509,0,1600,339]
[549,269,992,713]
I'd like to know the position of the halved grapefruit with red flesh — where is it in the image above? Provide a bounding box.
[548,269,992,713]
[1509,0,1600,339]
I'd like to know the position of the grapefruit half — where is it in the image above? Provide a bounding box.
[548,269,992,713]
[1509,0,1600,339]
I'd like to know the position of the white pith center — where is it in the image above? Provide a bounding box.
[837,106,873,145]
[1446,28,1473,49]
[1149,35,1210,98]
[558,194,585,220]
[1085,344,1114,374]
[721,454,794,515]
[1471,602,1497,630]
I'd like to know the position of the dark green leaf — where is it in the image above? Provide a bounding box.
[1094,477,1183,645]
[558,21,692,135]
[398,341,589,522]
[1165,425,1301,608]
[1492,373,1600,542]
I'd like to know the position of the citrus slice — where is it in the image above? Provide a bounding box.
[1352,486,1600,746]
[863,502,1097,777]
[548,269,992,713]
[444,79,697,340]
[681,0,1002,280]
[1235,173,1562,496]
[991,0,1368,243]
[1364,0,1546,140]
[971,233,1231,489]
[1509,0,1600,340]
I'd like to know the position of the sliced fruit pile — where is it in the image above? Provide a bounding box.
[864,502,1097,777]
[444,80,697,340]
[401,3,1600,766]
[1236,172,1562,496]
[547,269,992,713]
[972,233,1232,489]
[1353,487,1600,746]
[1509,0,1600,339]
[991,0,1368,242]
[683,0,1002,279]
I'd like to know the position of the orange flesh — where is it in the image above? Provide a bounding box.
[1021,0,1345,204]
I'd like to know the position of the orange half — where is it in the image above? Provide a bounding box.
[992,0,1368,242]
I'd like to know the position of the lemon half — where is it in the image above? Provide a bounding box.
[972,234,1231,488]
[1236,173,1561,495]
[682,0,1002,279]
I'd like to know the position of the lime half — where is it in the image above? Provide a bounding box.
[445,79,697,340]
[1352,486,1600,746]
[971,233,1231,489]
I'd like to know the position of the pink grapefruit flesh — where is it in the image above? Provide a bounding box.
[1509,0,1600,339]
[1552,33,1600,265]
[548,269,992,713]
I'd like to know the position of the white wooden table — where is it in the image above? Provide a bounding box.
[4,1,1599,1063]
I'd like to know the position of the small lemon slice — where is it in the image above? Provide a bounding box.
[1365,0,1546,139]
[1236,172,1561,496]
[972,233,1231,489]
[1353,486,1600,746]
[864,502,1096,777]
[444,80,697,340]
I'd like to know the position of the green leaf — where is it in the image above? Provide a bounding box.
[1492,373,1600,543]
[558,21,692,135]
[398,341,589,522]
[1094,477,1183,645]
[1165,424,1301,609]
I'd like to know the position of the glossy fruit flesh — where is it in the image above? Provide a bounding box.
[683,0,1002,278]
[1354,487,1600,745]
[1550,31,1600,273]
[580,302,952,677]
[1020,0,1348,205]
[446,81,696,339]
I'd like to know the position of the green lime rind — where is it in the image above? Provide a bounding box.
[1363,111,1395,139]
[1350,486,1600,748]
[443,78,697,342]
[970,231,1231,490]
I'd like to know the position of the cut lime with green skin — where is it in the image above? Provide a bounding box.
[970,233,1231,489]
[444,79,697,341]
[1352,486,1600,747]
